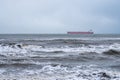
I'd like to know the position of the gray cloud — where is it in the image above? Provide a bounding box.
[0,0,120,34]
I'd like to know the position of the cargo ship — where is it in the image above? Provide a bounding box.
[67,30,94,34]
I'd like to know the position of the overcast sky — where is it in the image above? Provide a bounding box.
[0,0,120,34]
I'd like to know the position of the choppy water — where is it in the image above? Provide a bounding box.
[0,34,120,80]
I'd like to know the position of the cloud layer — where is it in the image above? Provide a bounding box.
[0,0,120,33]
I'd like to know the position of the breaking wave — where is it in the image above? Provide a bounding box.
[103,49,120,55]
[0,64,120,80]
[0,42,120,67]
[0,42,120,56]
[0,35,120,80]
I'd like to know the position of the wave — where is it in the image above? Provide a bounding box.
[0,43,120,57]
[18,37,120,41]
[103,49,120,55]
[0,64,120,80]
[0,63,34,68]
[0,42,120,63]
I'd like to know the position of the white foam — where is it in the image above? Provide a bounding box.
[0,43,119,58]
[0,43,120,58]
[0,65,120,80]
[26,43,120,54]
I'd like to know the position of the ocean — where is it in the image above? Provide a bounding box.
[0,34,120,80]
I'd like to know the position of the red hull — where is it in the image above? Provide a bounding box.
[67,32,94,34]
